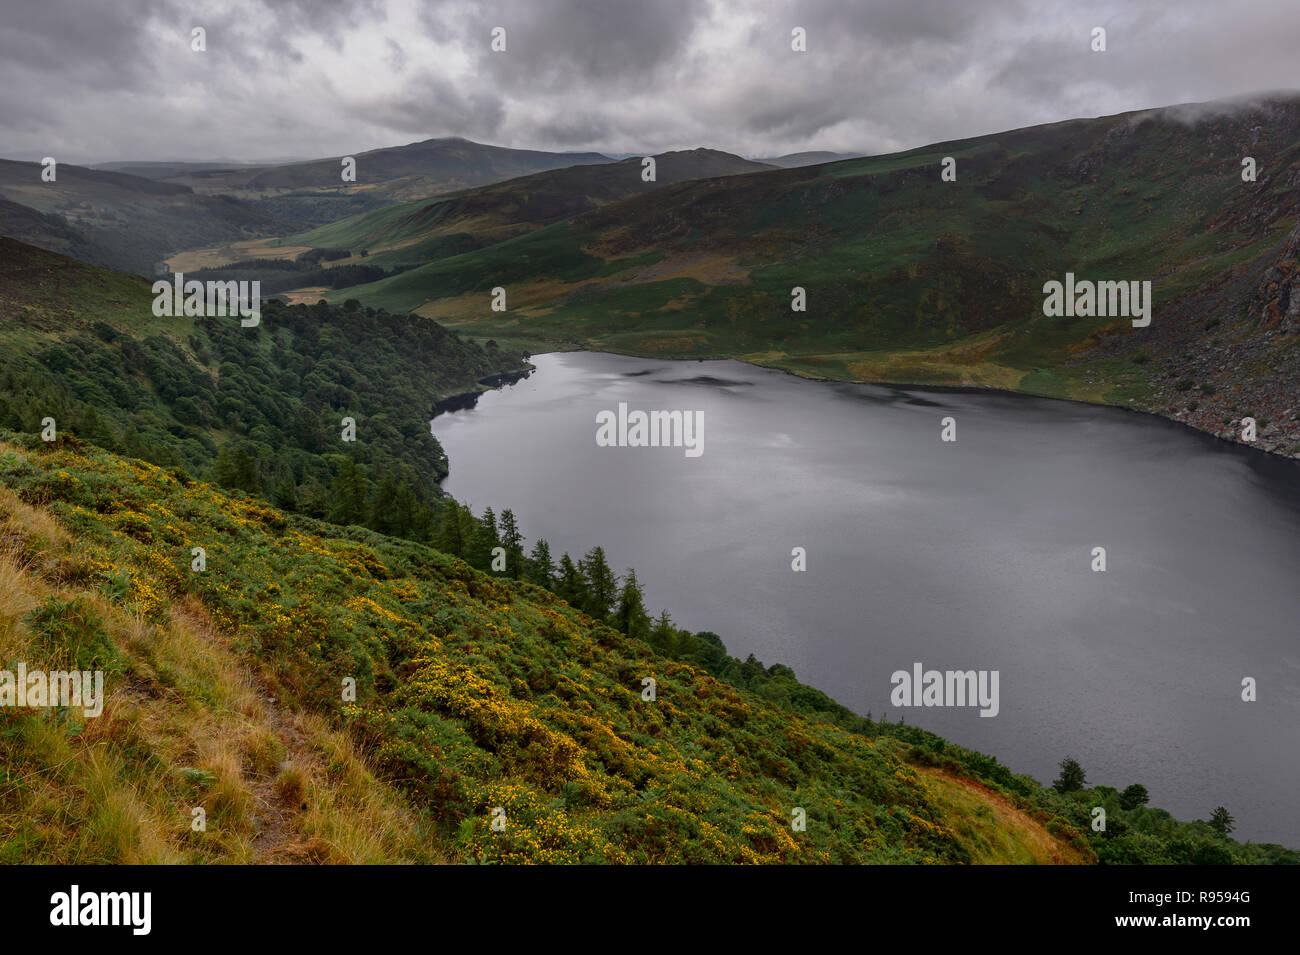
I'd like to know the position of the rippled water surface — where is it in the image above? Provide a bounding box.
[432,351,1300,845]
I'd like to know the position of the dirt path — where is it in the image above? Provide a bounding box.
[916,765,1093,865]
[172,599,324,863]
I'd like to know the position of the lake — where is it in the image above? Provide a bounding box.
[432,350,1300,846]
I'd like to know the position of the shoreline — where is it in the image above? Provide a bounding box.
[425,345,1300,848]
[431,364,534,418]
[469,343,1300,465]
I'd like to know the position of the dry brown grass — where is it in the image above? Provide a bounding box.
[0,491,434,864]
[916,766,1093,865]
[164,239,312,272]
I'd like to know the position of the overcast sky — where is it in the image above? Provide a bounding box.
[2,0,1297,164]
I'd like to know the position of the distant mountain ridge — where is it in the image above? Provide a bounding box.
[164,147,775,286]
[753,150,863,167]
[0,159,298,276]
[164,136,613,203]
[320,94,1300,458]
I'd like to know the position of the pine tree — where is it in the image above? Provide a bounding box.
[579,545,618,621]
[410,501,434,543]
[649,610,677,653]
[1209,806,1235,835]
[370,475,405,537]
[555,553,588,609]
[527,538,554,589]
[327,457,369,525]
[614,568,651,640]
[1052,757,1087,793]
[468,506,500,571]
[272,479,298,511]
[212,443,260,493]
[436,501,467,557]
[368,472,418,539]
[499,508,525,579]
[298,475,330,519]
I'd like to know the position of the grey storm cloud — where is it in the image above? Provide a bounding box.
[440,0,709,91]
[347,69,508,139]
[0,0,1296,164]
[0,0,174,88]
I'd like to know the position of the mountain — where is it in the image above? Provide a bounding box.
[0,197,122,267]
[169,148,776,300]
[91,160,268,181]
[156,137,616,227]
[755,150,863,167]
[167,137,613,197]
[327,94,1300,457]
[0,160,298,276]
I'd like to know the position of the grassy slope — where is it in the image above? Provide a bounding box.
[3,437,1293,864]
[0,161,296,276]
[326,98,1300,452]
[0,479,434,863]
[178,149,775,278]
[0,436,1096,864]
[0,244,1290,863]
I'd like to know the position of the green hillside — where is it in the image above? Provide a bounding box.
[162,137,615,227]
[1,238,1293,864]
[0,237,527,530]
[4,436,1294,863]
[0,161,297,276]
[165,149,775,298]
[279,148,774,269]
[327,96,1300,455]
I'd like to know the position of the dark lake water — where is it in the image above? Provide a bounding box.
[432,351,1300,847]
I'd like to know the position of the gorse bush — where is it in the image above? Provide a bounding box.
[2,439,1292,864]
[23,595,123,675]
[0,440,1062,863]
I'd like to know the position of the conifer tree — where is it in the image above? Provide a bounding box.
[649,610,677,653]
[555,553,589,609]
[469,506,501,571]
[1209,806,1235,835]
[527,538,554,589]
[1052,757,1087,793]
[499,508,525,578]
[579,545,618,621]
[327,457,368,525]
[614,568,651,640]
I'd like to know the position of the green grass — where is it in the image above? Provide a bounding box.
[321,97,1300,423]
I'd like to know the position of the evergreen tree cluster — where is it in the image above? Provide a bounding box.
[0,297,525,544]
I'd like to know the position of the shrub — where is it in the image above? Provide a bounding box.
[24,594,123,674]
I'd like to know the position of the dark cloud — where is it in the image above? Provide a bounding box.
[345,68,506,139]
[0,0,176,87]
[0,0,1295,163]
[439,0,708,90]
